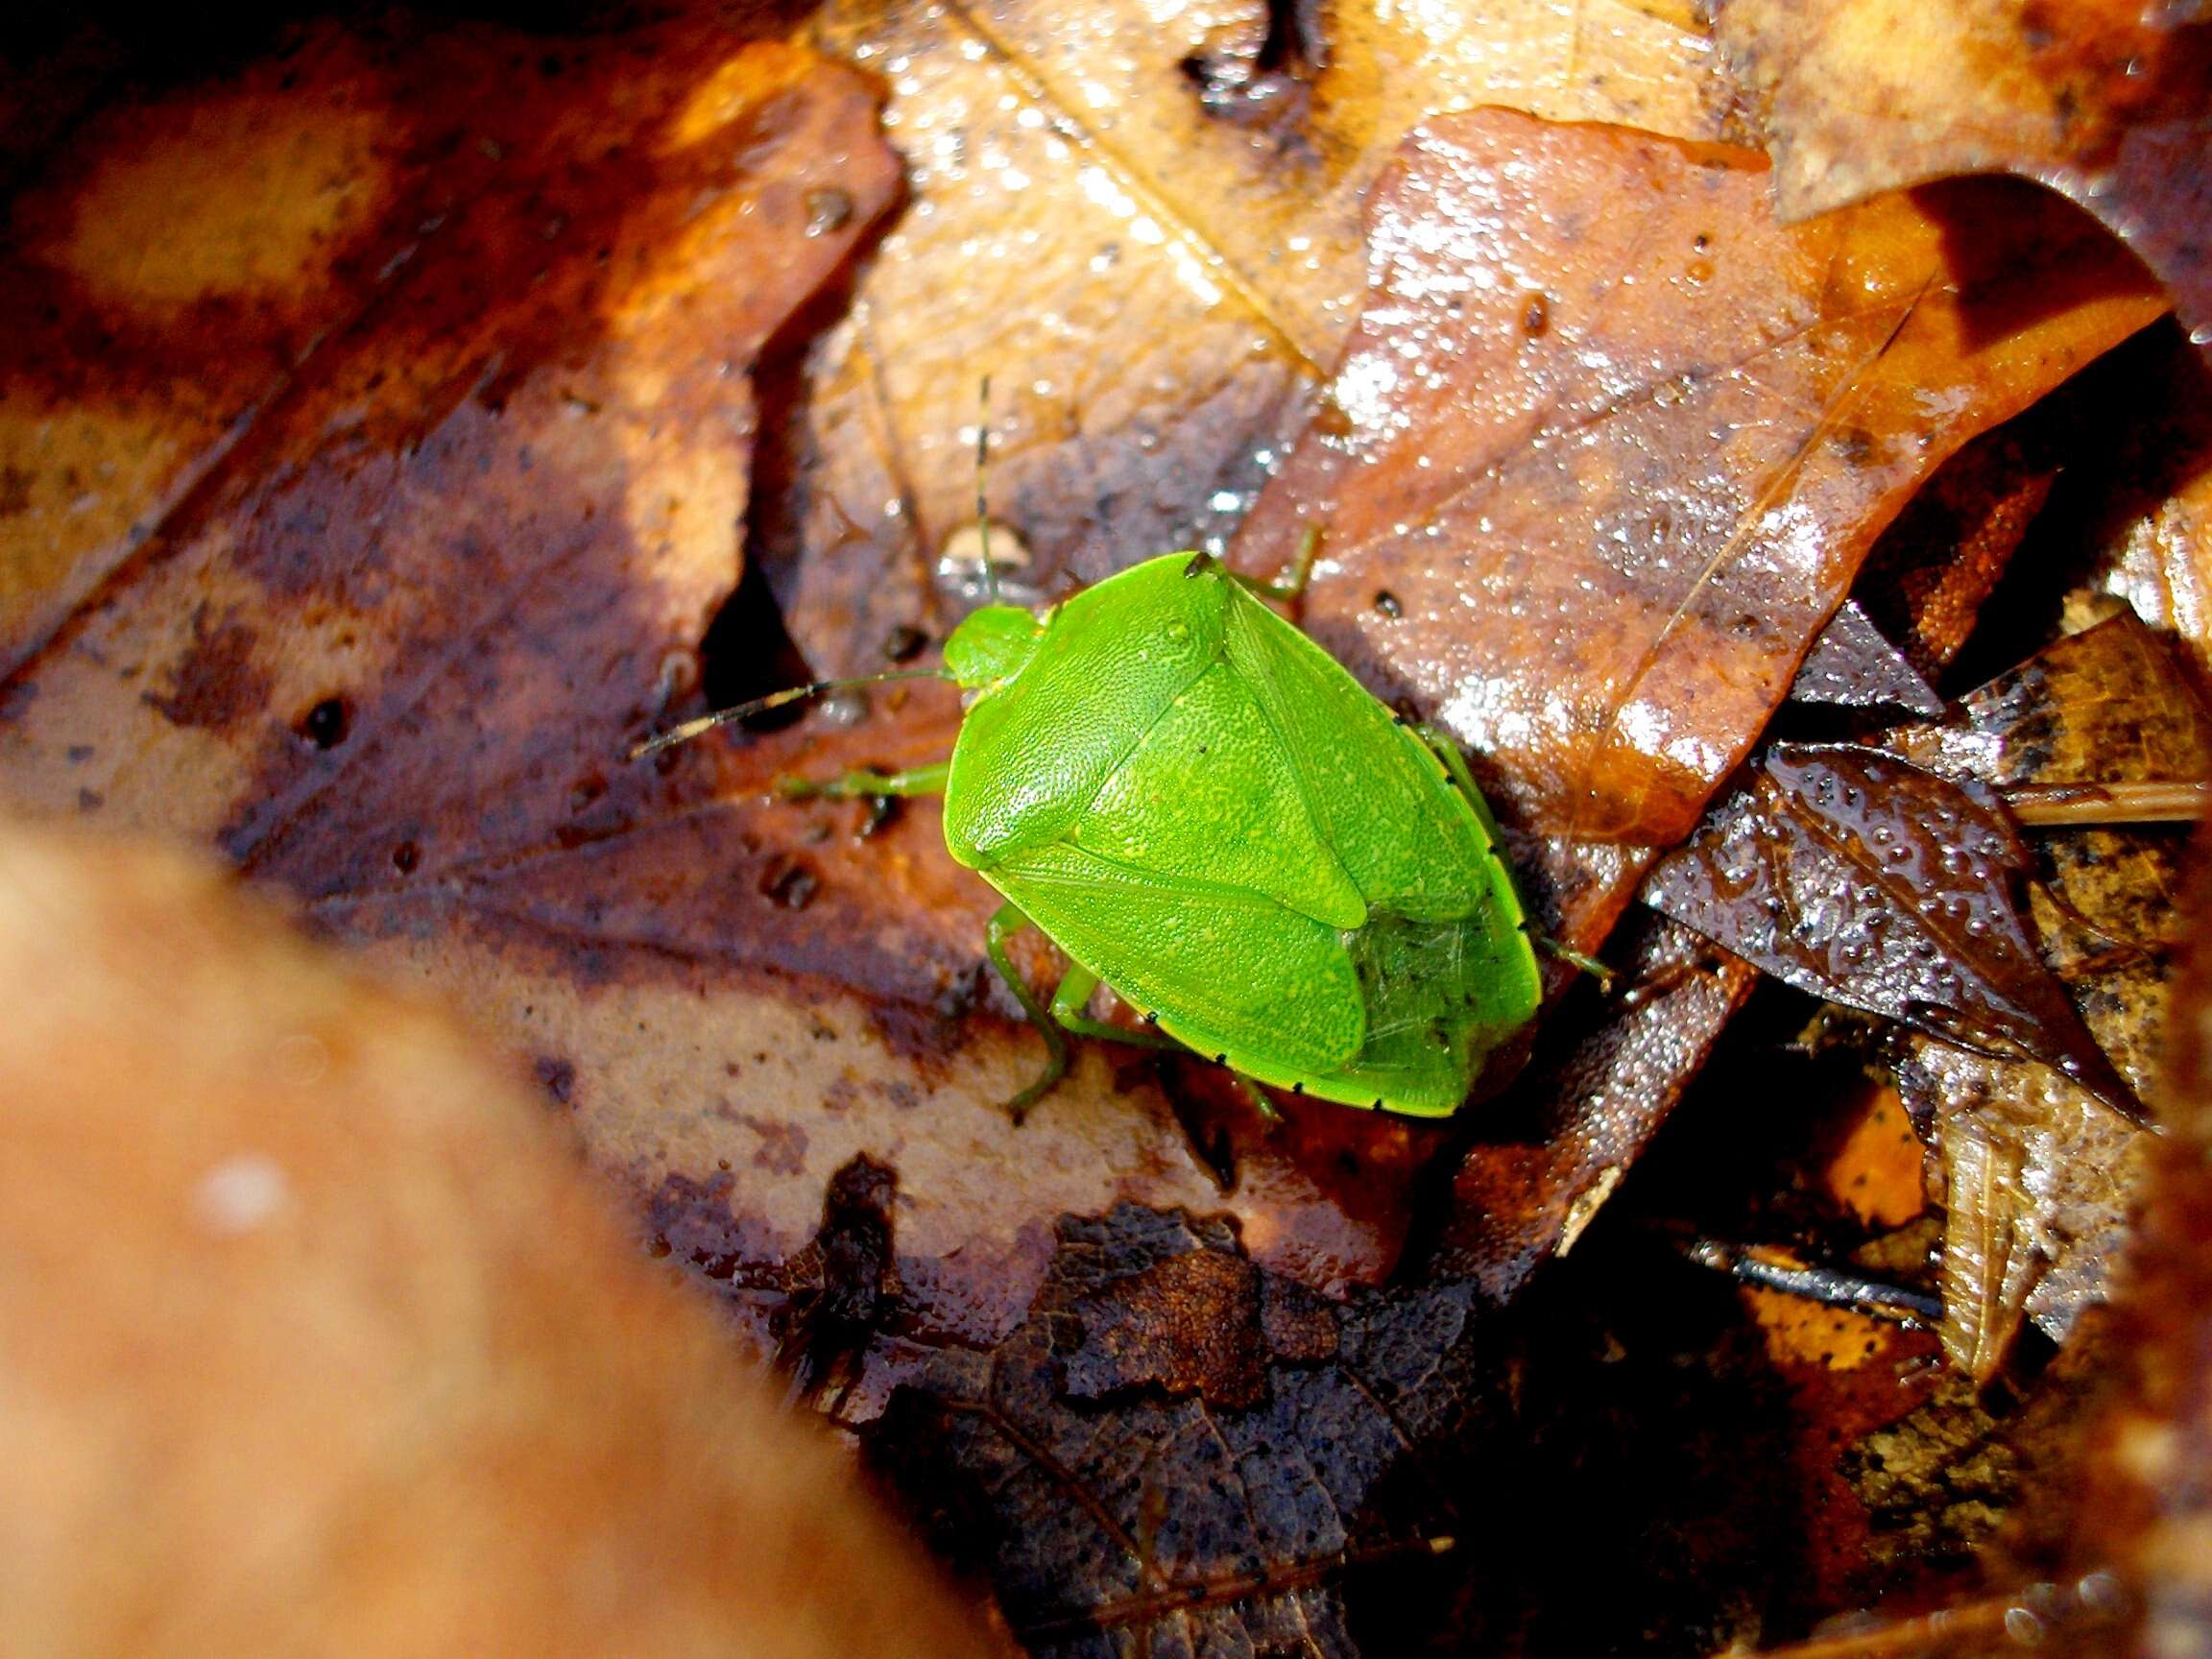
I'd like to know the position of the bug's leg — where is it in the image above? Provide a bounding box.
[1410,721,1493,821]
[778,761,950,800]
[1533,934,1616,988]
[1235,523,1324,604]
[1229,1072,1283,1125]
[985,901,1069,1123]
[1412,721,1617,989]
[1046,963,1183,1051]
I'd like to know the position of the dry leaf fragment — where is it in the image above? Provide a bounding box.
[1715,0,2212,346]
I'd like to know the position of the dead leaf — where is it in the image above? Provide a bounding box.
[0,820,996,1659]
[2075,805,2212,1659]
[0,10,1478,1375]
[865,1197,1836,1656]
[1714,0,2212,347]
[760,0,1732,679]
[868,1204,1488,1656]
[0,20,525,675]
[1231,107,2164,951]
[1878,611,2210,1379]
[1643,741,2134,1114]
[1790,600,1943,715]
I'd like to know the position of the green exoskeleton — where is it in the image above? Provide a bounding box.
[638,541,1543,1122]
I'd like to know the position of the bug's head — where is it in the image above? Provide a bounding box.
[943,604,1044,693]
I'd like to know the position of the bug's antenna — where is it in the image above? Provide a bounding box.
[976,374,998,605]
[629,668,950,761]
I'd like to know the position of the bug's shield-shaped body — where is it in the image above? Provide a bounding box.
[940,554,1540,1118]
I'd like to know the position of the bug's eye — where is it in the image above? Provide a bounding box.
[943,605,1044,691]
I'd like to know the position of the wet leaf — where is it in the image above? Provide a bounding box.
[766,0,1731,677]
[1644,742,2134,1114]
[0,9,1452,1382]
[1232,107,2164,950]
[0,822,995,1658]
[1880,612,2211,1379]
[1791,600,1943,715]
[1714,0,2212,347]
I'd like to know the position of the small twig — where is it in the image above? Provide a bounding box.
[1670,1234,1942,1324]
[2002,780,2207,828]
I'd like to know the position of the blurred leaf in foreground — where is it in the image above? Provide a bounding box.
[0,823,995,1659]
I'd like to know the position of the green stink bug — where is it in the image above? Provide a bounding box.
[639,543,1542,1122]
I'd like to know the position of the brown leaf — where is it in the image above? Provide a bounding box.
[868,1204,1488,1657]
[764,0,1732,678]
[1791,599,1943,715]
[1060,1247,1272,1408]
[0,19,901,869]
[2057,332,2212,687]
[870,1183,1949,1654]
[1644,742,2134,1113]
[1887,609,2212,793]
[1714,0,2212,347]
[0,821,997,1659]
[0,10,1459,1380]
[1880,611,2211,1379]
[1232,108,2164,949]
[0,21,530,675]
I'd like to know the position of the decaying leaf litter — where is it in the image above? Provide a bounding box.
[1,0,2209,1653]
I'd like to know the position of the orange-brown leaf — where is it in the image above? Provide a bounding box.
[1715,0,2212,346]
[1233,109,2164,926]
[764,0,1732,679]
